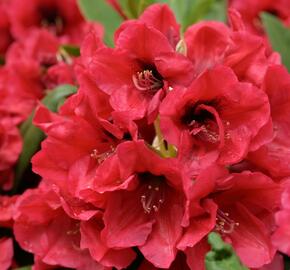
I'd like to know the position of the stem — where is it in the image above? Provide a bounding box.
[153,117,177,158]
[153,117,167,156]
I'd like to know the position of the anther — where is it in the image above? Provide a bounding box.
[132,70,163,92]
[90,146,115,164]
[140,183,164,214]
[215,209,239,234]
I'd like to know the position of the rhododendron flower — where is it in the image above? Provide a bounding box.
[0,3,13,57]
[0,237,13,270]
[0,29,78,123]
[0,119,22,190]
[88,20,193,122]
[247,65,290,178]
[184,17,280,86]
[229,0,290,34]
[91,140,187,268]
[160,66,271,165]
[2,1,290,269]
[9,0,102,44]
[31,75,130,197]
[115,4,180,48]
[0,195,18,227]
[272,181,290,255]
[181,171,280,269]
[13,184,135,269]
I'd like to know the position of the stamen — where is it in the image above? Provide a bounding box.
[140,183,165,214]
[215,209,239,234]
[90,146,115,164]
[132,70,163,92]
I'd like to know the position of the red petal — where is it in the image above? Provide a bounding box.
[101,190,154,248]
[140,198,183,268]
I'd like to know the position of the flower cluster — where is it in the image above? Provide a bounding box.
[1,1,290,270]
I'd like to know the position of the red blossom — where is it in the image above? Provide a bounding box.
[247,65,290,178]
[184,19,280,86]
[229,0,290,34]
[0,119,22,190]
[182,171,280,269]
[0,237,13,270]
[13,184,134,269]
[159,66,271,165]
[87,21,193,122]
[272,181,290,256]
[9,0,102,45]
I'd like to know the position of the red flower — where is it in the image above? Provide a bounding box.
[0,3,13,57]
[159,66,271,165]
[0,237,13,270]
[272,181,290,256]
[91,140,186,268]
[87,20,193,122]
[13,184,134,269]
[181,171,280,269]
[115,3,180,48]
[0,195,18,227]
[0,29,80,124]
[9,0,102,44]
[184,19,280,86]
[247,66,290,178]
[0,30,59,123]
[0,119,22,190]
[32,71,132,198]
[229,0,290,34]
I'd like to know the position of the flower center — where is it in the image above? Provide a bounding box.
[181,101,216,126]
[40,7,64,35]
[181,101,225,145]
[132,69,163,93]
[90,146,115,164]
[139,173,165,214]
[215,209,239,234]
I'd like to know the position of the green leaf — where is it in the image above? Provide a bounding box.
[205,232,249,270]
[119,0,156,18]
[137,0,156,16]
[13,84,77,192]
[13,266,32,270]
[262,12,290,72]
[157,0,226,32]
[119,0,138,18]
[203,0,227,22]
[77,0,123,47]
[41,84,78,112]
[60,44,80,57]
